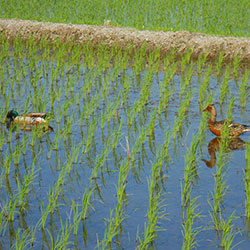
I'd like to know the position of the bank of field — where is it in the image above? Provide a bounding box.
[1,19,250,66]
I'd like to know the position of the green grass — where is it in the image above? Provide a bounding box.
[1,0,250,36]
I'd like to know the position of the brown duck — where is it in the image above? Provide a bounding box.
[203,104,250,137]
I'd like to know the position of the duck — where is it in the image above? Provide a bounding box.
[6,109,54,131]
[203,104,250,137]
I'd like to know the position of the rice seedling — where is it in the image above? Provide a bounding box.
[15,164,37,211]
[157,72,172,116]
[220,213,238,250]
[47,218,72,250]
[83,118,99,154]
[4,151,12,177]
[6,196,18,222]
[130,125,148,171]
[227,97,235,123]
[238,70,249,109]
[182,197,201,250]
[162,128,171,166]
[181,130,203,249]
[89,133,114,183]
[209,149,228,231]
[40,154,72,229]
[220,65,230,105]
[198,65,212,105]
[71,201,82,236]
[216,52,224,77]
[97,210,117,250]
[180,62,194,98]
[197,54,208,76]
[98,159,129,249]
[134,45,147,76]
[81,188,93,220]
[137,150,167,249]
[232,55,241,80]
[0,205,8,236]
[11,228,32,250]
[172,89,193,141]
[181,135,200,208]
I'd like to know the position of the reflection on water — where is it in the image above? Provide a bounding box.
[202,137,246,168]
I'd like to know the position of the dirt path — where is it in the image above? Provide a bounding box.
[1,18,250,65]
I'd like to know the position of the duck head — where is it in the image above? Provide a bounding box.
[203,104,217,123]
[203,104,215,112]
[6,110,19,122]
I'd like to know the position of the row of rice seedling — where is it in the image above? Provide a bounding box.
[208,137,239,249]
[97,158,129,249]
[180,107,209,249]
[181,146,200,249]
[137,148,167,249]
[207,101,240,249]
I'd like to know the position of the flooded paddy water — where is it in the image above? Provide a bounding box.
[0,40,250,249]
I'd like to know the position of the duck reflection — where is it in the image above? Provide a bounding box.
[202,137,246,168]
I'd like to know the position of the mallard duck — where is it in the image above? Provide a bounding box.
[203,104,250,137]
[6,109,54,131]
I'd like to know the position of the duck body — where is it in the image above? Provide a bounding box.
[203,104,250,137]
[6,110,53,131]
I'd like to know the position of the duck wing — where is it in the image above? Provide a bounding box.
[210,120,226,129]
[25,113,47,118]
[228,121,250,137]
[228,122,250,129]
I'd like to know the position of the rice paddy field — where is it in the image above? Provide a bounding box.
[1,1,250,250]
[0,35,250,249]
[1,0,250,37]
